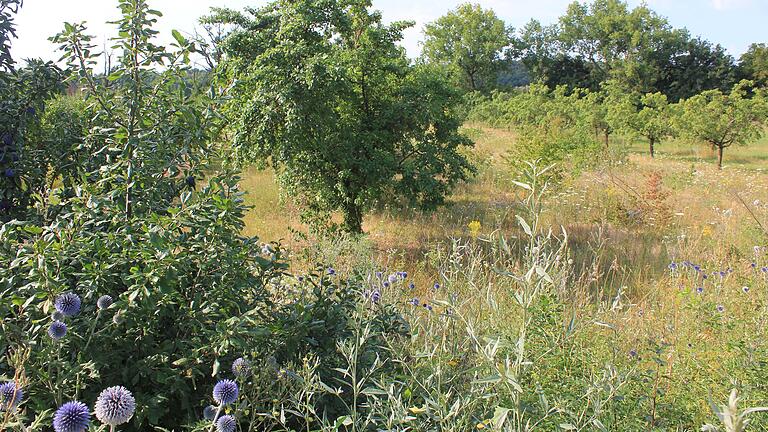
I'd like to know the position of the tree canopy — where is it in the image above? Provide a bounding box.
[422,3,513,92]
[214,0,474,233]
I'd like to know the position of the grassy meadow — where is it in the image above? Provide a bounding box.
[237,126,768,430]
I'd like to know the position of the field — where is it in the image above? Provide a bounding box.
[237,126,768,430]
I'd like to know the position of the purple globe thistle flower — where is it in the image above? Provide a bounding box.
[423,303,433,311]
[400,271,408,279]
[668,262,678,271]
[716,304,725,313]
[55,292,81,317]
[696,286,704,294]
[751,262,757,268]
[3,168,14,178]
[53,401,90,432]
[382,281,390,288]
[232,357,251,378]
[327,267,335,276]
[212,380,238,406]
[628,349,638,358]
[408,297,419,306]
[94,386,135,426]
[97,295,113,310]
[216,415,236,432]
[370,290,381,303]
[718,271,726,278]
[702,274,708,280]
[48,321,67,340]
[408,282,415,290]
[297,275,304,282]
[742,286,750,294]
[0,382,23,411]
[387,274,398,284]
[694,265,701,272]
[761,267,768,273]
[52,311,65,321]
[203,405,217,420]
[433,282,440,290]
[375,271,383,279]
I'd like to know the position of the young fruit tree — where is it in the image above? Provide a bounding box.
[630,92,674,158]
[677,80,766,169]
[214,0,474,233]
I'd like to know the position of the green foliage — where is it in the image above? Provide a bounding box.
[740,43,768,88]
[422,3,513,92]
[626,92,674,158]
[676,80,766,168]
[215,0,474,233]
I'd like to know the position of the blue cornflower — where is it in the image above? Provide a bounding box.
[48,321,67,340]
[408,297,419,306]
[408,282,415,290]
[55,292,81,317]
[433,282,440,290]
[371,290,381,303]
[53,401,90,432]
[696,287,704,294]
[203,405,217,420]
[742,286,750,294]
[0,382,23,411]
[716,304,725,313]
[232,357,251,378]
[327,267,335,276]
[212,380,238,406]
[94,386,135,426]
[217,415,236,432]
[97,295,113,310]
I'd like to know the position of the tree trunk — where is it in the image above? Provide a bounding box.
[717,145,724,170]
[649,137,655,158]
[603,129,609,148]
[342,203,364,234]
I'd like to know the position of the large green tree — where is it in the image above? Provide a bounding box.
[740,43,768,88]
[628,92,674,158]
[422,3,512,92]
[215,0,473,233]
[677,81,766,169]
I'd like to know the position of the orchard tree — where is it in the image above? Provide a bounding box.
[629,92,674,158]
[215,0,474,233]
[677,81,766,169]
[422,3,512,92]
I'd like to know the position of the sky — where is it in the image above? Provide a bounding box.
[9,0,768,68]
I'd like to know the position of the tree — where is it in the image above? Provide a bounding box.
[677,81,765,169]
[740,43,768,88]
[628,92,674,158]
[216,0,474,233]
[422,3,512,92]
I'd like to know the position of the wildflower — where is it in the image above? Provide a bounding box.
[48,321,67,340]
[433,282,440,290]
[388,274,398,284]
[629,349,638,358]
[694,265,701,272]
[327,267,335,276]
[408,297,419,306]
[55,292,81,317]
[371,290,381,303]
[0,382,23,411]
[217,415,236,432]
[742,286,750,294]
[408,406,427,414]
[762,267,768,273]
[212,380,238,406]
[401,271,408,279]
[423,303,433,311]
[232,357,251,378]
[696,287,704,294]
[468,220,481,236]
[53,401,91,432]
[97,295,113,310]
[668,262,678,271]
[203,405,217,420]
[383,281,390,288]
[408,282,415,290]
[375,271,383,279]
[95,386,136,426]
[751,262,757,268]
[716,304,725,313]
